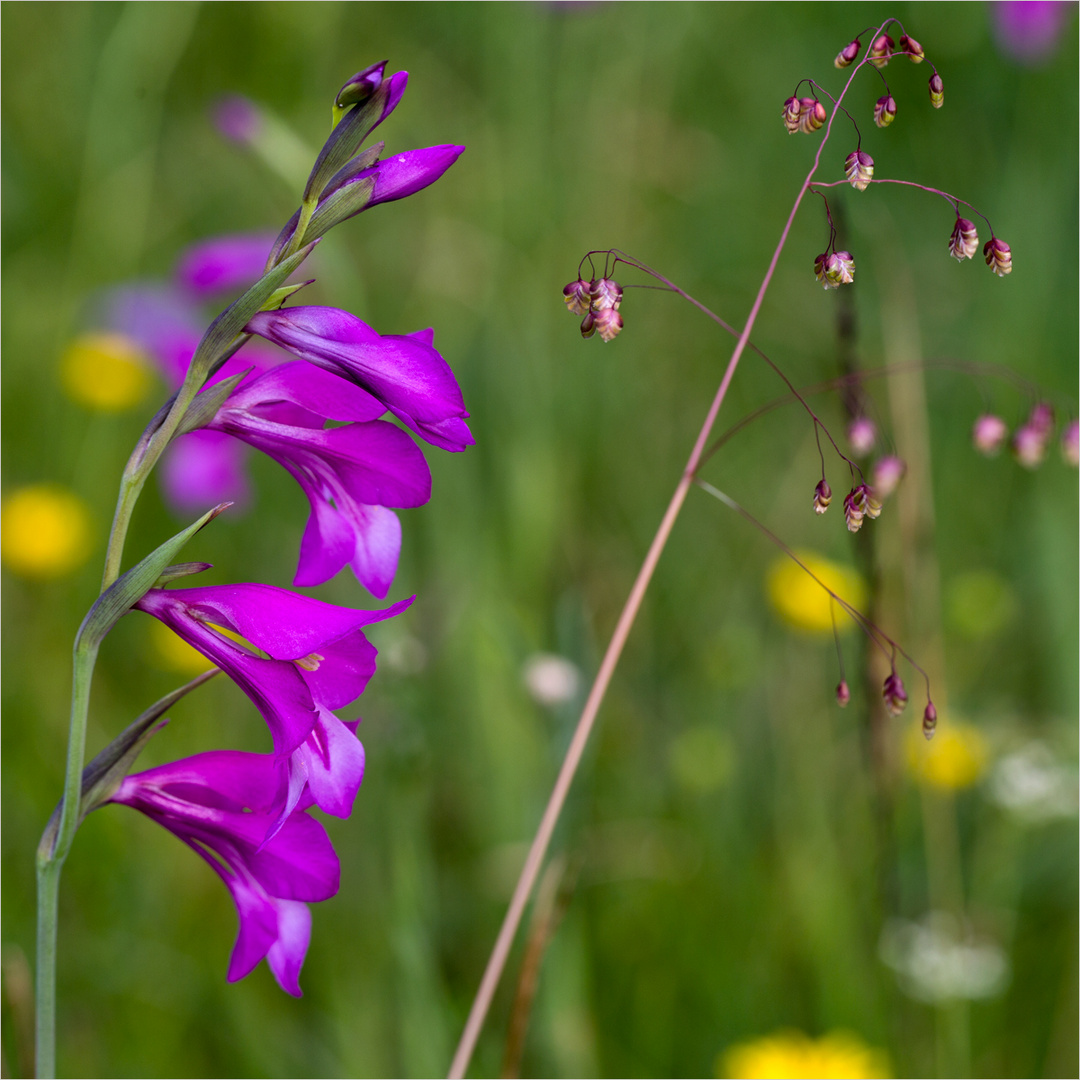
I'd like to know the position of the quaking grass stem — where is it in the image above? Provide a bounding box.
[446,44,873,1072]
[447,34,887,1074]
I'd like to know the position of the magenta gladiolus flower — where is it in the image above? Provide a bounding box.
[108,751,339,995]
[246,306,474,452]
[205,361,432,594]
[134,583,411,820]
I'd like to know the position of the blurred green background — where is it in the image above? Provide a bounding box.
[2,3,1077,1077]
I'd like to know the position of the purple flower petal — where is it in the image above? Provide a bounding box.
[135,584,412,752]
[323,144,466,208]
[202,362,431,592]
[246,306,474,452]
[109,750,339,996]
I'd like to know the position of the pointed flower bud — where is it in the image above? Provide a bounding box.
[813,478,833,514]
[782,96,803,134]
[844,149,875,191]
[848,417,877,455]
[836,680,851,707]
[928,72,944,108]
[798,98,827,134]
[882,671,908,717]
[948,217,979,261]
[869,34,896,68]
[815,251,855,289]
[563,278,592,316]
[1061,419,1079,467]
[834,38,861,69]
[872,455,906,499]
[590,278,623,311]
[922,701,938,740]
[972,414,1008,456]
[873,95,898,128]
[594,308,623,342]
[984,237,1012,277]
[899,34,925,62]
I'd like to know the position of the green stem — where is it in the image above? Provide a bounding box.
[101,378,201,589]
[35,640,99,1079]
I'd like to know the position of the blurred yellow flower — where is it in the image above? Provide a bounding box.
[1,485,93,578]
[60,332,151,411]
[148,620,215,675]
[906,720,988,790]
[719,1029,889,1079]
[767,551,866,635]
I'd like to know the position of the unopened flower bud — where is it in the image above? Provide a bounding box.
[869,33,895,68]
[782,96,803,134]
[836,680,851,707]
[928,72,944,108]
[873,95,897,128]
[336,62,387,111]
[563,278,592,316]
[948,217,979,261]
[1061,419,1079,467]
[899,34,925,62]
[882,671,908,717]
[813,478,833,514]
[848,417,877,455]
[983,237,1012,277]
[593,308,623,342]
[834,38,862,68]
[922,701,938,740]
[580,313,596,339]
[844,149,875,191]
[972,414,1008,455]
[872,455,906,498]
[798,98,827,134]
[590,277,623,311]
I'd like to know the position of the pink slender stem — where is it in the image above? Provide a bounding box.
[447,37,874,1079]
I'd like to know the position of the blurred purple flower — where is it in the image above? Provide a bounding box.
[206,361,432,594]
[109,750,338,995]
[134,583,411,820]
[247,306,474,452]
[213,94,263,144]
[991,1,1074,65]
[177,234,277,296]
[102,241,290,514]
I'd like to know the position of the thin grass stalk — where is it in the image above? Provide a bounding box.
[447,39,877,1075]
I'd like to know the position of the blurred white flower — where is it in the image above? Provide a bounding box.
[380,634,428,675]
[879,912,1009,1003]
[989,742,1078,823]
[523,653,581,706]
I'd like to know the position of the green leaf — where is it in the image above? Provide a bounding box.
[152,561,214,587]
[39,669,221,858]
[173,371,248,436]
[307,177,376,241]
[187,243,316,381]
[77,503,229,651]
